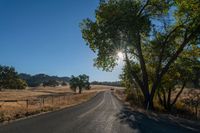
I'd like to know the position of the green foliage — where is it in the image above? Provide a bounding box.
[0,65,27,90]
[69,74,90,94]
[43,80,59,87]
[91,81,121,87]
[19,73,70,87]
[61,81,67,86]
[81,0,200,109]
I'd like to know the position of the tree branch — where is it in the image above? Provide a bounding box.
[160,23,200,78]
[136,32,149,91]
[125,50,143,90]
[138,0,150,16]
[171,81,186,106]
[149,24,199,104]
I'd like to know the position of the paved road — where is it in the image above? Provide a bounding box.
[0,91,199,133]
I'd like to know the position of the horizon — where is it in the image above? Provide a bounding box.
[0,0,123,82]
[18,72,121,82]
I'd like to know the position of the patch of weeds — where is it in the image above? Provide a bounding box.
[0,112,5,122]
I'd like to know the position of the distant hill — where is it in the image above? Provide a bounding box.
[91,81,122,87]
[19,73,70,87]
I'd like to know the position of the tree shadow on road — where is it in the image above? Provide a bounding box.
[116,106,200,133]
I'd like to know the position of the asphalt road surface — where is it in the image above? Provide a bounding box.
[0,91,199,133]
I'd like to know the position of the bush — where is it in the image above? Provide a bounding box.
[43,80,59,87]
[0,65,27,90]
[0,111,5,122]
[126,91,144,107]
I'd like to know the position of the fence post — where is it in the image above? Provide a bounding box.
[52,96,54,105]
[42,98,45,107]
[39,98,42,108]
[26,100,29,109]
[69,95,71,104]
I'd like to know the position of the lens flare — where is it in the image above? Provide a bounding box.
[117,52,124,59]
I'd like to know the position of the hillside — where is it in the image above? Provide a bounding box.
[19,73,70,87]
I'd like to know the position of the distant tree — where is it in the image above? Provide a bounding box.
[91,81,122,87]
[0,65,27,90]
[69,76,79,92]
[43,80,59,87]
[69,74,90,94]
[19,73,70,87]
[78,74,90,92]
[61,81,67,86]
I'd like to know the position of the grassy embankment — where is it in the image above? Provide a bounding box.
[114,88,200,121]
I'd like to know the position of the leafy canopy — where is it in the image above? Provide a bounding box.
[80,0,200,108]
[0,65,27,90]
[69,74,90,93]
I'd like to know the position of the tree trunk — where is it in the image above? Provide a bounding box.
[125,48,150,109]
[171,82,186,107]
[195,106,198,119]
[166,88,172,111]
[148,74,165,110]
[161,89,167,110]
[158,91,163,106]
[79,87,82,94]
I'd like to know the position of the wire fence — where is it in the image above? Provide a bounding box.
[0,93,73,109]
[0,92,96,121]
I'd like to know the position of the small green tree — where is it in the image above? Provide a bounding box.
[0,65,27,90]
[69,76,79,92]
[69,74,90,94]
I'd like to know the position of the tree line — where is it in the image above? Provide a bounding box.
[0,65,91,94]
[19,73,70,87]
[91,81,122,87]
[0,65,69,90]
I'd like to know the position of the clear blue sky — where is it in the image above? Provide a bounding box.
[0,0,123,81]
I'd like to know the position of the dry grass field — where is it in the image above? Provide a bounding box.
[0,86,72,101]
[0,85,111,122]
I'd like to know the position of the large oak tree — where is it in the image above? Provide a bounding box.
[80,0,200,109]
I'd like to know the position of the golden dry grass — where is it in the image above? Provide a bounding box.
[0,85,109,122]
[0,86,73,100]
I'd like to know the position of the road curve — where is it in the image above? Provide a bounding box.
[0,91,199,133]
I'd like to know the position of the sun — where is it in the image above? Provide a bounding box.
[117,51,124,59]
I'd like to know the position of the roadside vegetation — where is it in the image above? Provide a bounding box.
[81,0,200,119]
